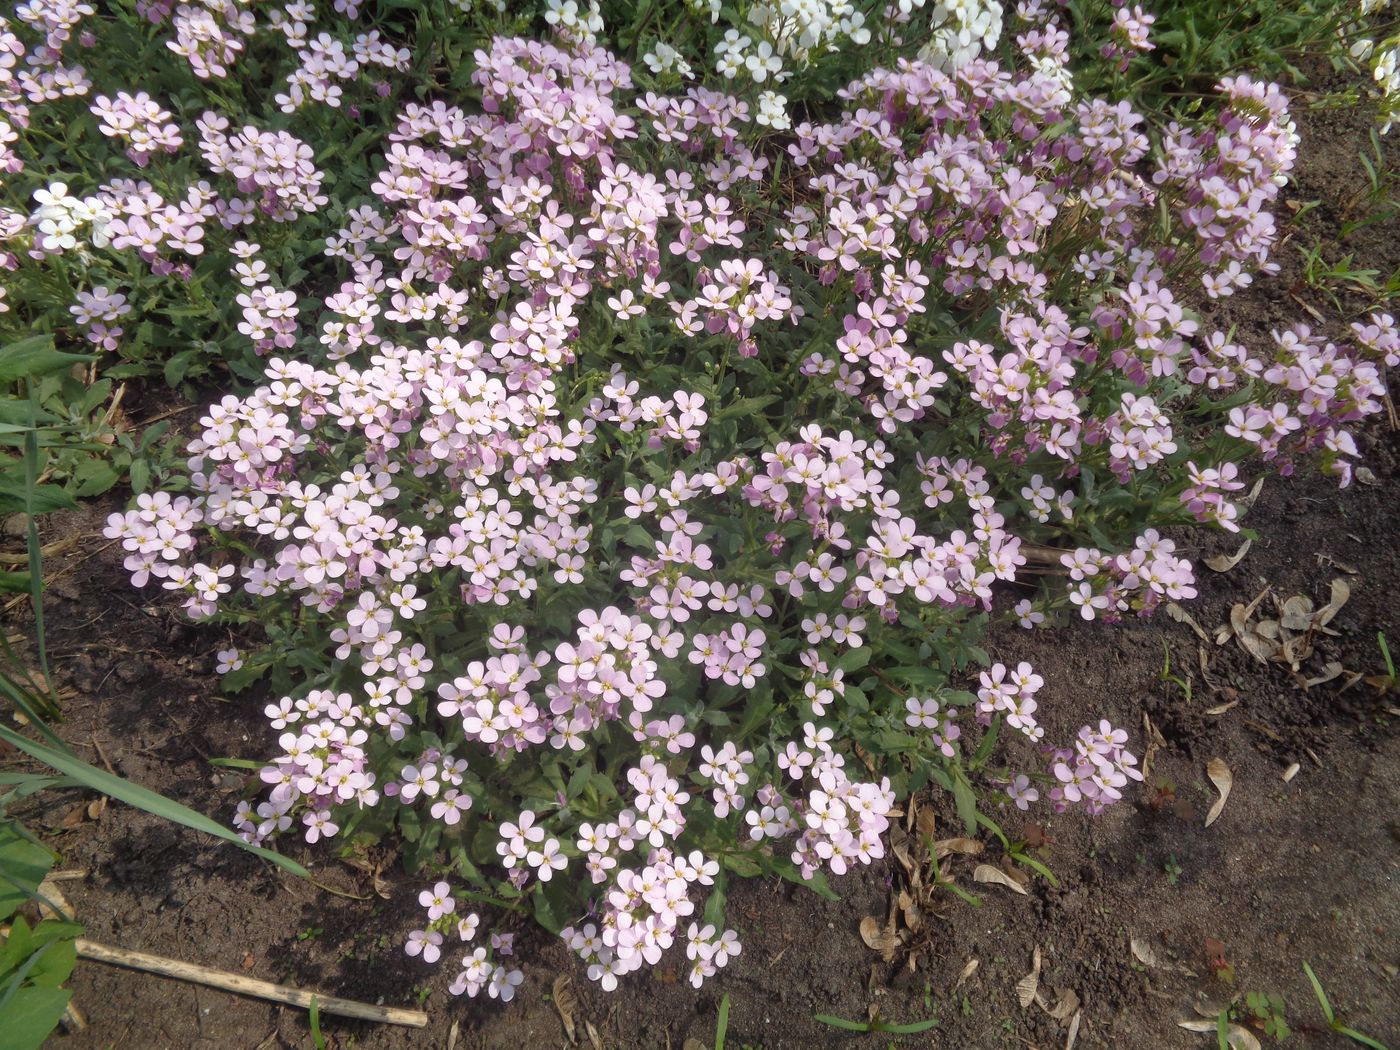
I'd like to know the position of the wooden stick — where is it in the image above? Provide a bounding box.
[74,939,428,1028]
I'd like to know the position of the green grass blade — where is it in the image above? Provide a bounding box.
[714,992,731,1050]
[309,995,326,1050]
[1336,1026,1391,1050]
[21,386,55,718]
[0,724,309,877]
[814,1014,871,1032]
[1303,961,1334,1024]
[0,660,69,752]
[886,1017,939,1033]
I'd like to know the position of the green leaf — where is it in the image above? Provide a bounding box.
[888,666,944,688]
[163,350,198,388]
[733,682,775,740]
[716,394,779,421]
[837,647,872,673]
[70,460,119,498]
[702,868,728,929]
[721,851,762,878]
[0,823,55,922]
[0,984,71,1050]
[24,927,77,988]
[951,770,979,837]
[128,457,149,494]
[0,482,75,516]
[0,728,308,878]
[530,877,571,935]
[0,571,31,594]
[0,336,91,384]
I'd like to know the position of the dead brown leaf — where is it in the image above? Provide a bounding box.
[974,864,1028,895]
[1204,539,1251,573]
[85,798,106,822]
[1204,758,1233,828]
[1065,1010,1082,1050]
[1238,476,1266,513]
[552,975,579,1043]
[1178,1019,1262,1050]
[1316,552,1358,575]
[898,889,922,934]
[954,957,979,990]
[1042,986,1080,1022]
[932,837,983,859]
[1315,578,1350,627]
[916,806,936,843]
[1016,947,1042,1008]
[1304,662,1344,688]
[1204,700,1240,716]
[1282,762,1300,783]
[1130,937,1159,968]
[1279,595,1314,632]
[1166,602,1211,642]
[859,914,901,962]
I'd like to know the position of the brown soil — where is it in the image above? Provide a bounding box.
[7,80,1399,1050]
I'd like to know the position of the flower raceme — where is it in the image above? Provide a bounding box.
[85,18,1397,1007]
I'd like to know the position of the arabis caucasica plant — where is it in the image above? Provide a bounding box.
[68,2,1400,1006]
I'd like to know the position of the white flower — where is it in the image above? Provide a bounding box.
[642,42,693,78]
[755,90,791,131]
[744,41,783,82]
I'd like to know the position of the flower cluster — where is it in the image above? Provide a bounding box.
[60,0,1394,1013]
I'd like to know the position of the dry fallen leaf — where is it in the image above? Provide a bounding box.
[1355,466,1378,486]
[1279,595,1314,632]
[916,806,937,843]
[1129,937,1159,968]
[86,797,106,821]
[1204,700,1240,716]
[1166,602,1211,642]
[1315,578,1350,627]
[954,957,979,990]
[1178,1019,1262,1050]
[975,863,1029,895]
[898,889,922,934]
[1017,947,1042,1009]
[1282,762,1301,783]
[1065,1010,1081,1050]
[1238,476,1265,512]
[1045,986,1080,1022]
[552,975,578,1043]
[1205,538,1251,573]
[241,952,255,971]
[585,1019,602,1050]
[932,837,984,859]
[1204,758,1233,828]
[1315,552,1359,575]
[859,914,900,962]
[1304,662,1344,689]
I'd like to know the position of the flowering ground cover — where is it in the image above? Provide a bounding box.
[1,1,1398,1048]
